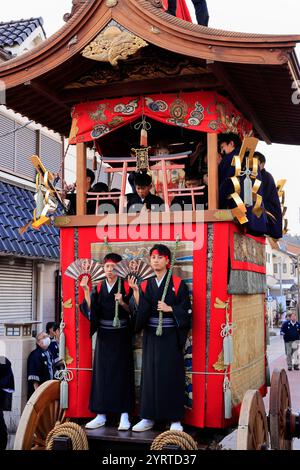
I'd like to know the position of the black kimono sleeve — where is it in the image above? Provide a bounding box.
[131,288,152,333]
[27,351,42,383]
[172,281,192,331]
[79,287,99,337]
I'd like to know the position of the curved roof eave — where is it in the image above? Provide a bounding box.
[0,0,300,89]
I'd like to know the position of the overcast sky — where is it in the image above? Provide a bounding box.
[1,0,300,233]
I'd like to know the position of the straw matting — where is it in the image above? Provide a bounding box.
[230,294,265,406]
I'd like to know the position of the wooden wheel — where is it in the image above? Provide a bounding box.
[237,390,269,450]
[269,368,292,450]
[14,380,65,450]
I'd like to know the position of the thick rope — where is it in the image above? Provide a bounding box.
[150,430,198,450]
[46,422,89,450]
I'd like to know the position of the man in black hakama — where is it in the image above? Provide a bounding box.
[129,244,192,432]
[255,152,283,240]
[80,253,134,431]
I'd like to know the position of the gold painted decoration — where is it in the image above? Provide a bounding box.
[213,351,226,371]
[63,299,73,309]
[81,26,148,66]
[276,179,288,234]
[105,0,118,6]
[228,138,265,224]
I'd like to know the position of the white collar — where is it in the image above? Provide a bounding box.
[155,272,167,287]
[106,279,117,293]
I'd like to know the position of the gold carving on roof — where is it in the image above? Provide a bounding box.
[105,0,118,6]
[81,26,148,66]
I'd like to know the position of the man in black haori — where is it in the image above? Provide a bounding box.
[129,244,192,432]
[127,172,164,213]
[80,253,134,431]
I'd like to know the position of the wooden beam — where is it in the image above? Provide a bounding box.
[24,80,70,113]
[62,74,220,104]
[210,62,272,144]
[207,133,219,210]
[76,142,86,216]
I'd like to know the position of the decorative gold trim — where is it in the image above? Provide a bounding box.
[82,26,148,66]
[55,216,71,227]
[213,210,234,221]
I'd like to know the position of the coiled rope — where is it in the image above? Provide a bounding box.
[150,430,198,450]
[46,422,89,450]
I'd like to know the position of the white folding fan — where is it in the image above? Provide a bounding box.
[65,259,106,287]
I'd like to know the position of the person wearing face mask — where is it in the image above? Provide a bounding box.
[27,332,54,399]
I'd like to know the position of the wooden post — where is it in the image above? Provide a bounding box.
[207,133,219,210]
[161,159,170,211]
[76,142,87,216]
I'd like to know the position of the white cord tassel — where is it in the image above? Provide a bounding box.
[223,334,233,366]
[223,376,232,419]
[243,158,253,207]
[243,174,253,207]
[55,369,74,410]
[59,328,66,362]
[60,380,68,409]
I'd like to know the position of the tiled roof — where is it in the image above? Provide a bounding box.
[0,181,59,260]
[0,17,45,48]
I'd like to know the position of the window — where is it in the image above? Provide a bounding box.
[283,264,287,274]
[274,264,278,274]
[291,264,295,275]
[0,112,62,180]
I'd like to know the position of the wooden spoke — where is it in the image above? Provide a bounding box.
[14,380,64,450]
[269,368,292,450]
[237,390,269,450]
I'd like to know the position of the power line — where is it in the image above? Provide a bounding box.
[0,120,34,139]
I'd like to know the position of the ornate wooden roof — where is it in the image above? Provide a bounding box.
[0,0,299,144]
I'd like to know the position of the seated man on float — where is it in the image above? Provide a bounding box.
[127,172,165,213]
[88,182,119,215]
[170,169,206,211]
[64,168,95,215]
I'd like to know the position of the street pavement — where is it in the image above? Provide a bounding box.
[220,329,300,450]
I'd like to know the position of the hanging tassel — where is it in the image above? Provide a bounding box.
[59,329,66,362]
[140,128,148,148]
[93,154,97,171]
[60,379,68,409]
[223,376,232,419]
[113,277,121,328]
[243,174,253,207]
[223,335,233,366]
[156,311,163,337]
